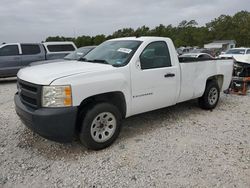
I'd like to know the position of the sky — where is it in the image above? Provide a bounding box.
[0,0,249,43]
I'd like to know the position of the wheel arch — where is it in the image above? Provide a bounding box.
[77,91,127,118]
[75,91,127,134]
[206,75,224,91]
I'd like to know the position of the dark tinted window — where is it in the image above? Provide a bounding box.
[246,49,250,54]
[199,54,213,60]
[21,44,41,55]
[47,44,75,52]
[140,41,171,69]
[0,45,19,56]
[226,49,245,54]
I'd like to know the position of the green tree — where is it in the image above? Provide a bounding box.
[92,35,106,45]
[45,11,250,48]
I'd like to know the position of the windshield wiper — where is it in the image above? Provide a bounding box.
[64,57,72,60]
[80,58,110,65]
[78,58,115,67]
[78,57,88,61]
[88,59,109,65]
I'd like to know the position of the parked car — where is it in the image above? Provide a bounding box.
[179,53,215,62]
[219,48,250,59]
[15,37,233,150]
[0,42,77,78]
[189,48,215,57]
[30,46,96,66]
[229,55,250,94]
[176,46,193,55]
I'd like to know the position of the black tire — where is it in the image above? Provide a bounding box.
[79,103,122,150]
[198,81,220,110]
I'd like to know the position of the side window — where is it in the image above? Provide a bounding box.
[246,49,250,54]
[21,44,41,55]
[0,45,19,56]
[47,44,75,52]
[140,41,171,70]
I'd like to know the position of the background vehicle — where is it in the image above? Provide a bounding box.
[230,55,250,95]
[0,42,77,78]
[179,53,215,62]
[219,48,250,59]
[176,46,193,55]
[15,37,233,150]
[30,46,96,66]
[189,48,215,57]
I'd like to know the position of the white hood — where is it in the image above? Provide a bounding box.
[219,54,244,58]
[17,61,114,85]
[234,55,250,64]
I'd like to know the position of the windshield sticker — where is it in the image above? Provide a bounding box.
[116,61,123,65]
[117,48,132,54]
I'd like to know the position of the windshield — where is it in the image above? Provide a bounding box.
[82,40,142,67]
[226,49,245,54]
[64,47,94,60]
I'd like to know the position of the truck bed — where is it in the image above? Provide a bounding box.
[177,59,233,103]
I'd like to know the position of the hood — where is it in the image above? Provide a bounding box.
[30,59,66,66]
[233,55,250,64]
[220,54,246,58]
[17,61,115,85]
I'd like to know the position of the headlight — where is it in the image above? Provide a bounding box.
[42,85,72,107]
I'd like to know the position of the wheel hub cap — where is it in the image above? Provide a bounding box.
[90,112,117,143]
[208,87,218,105]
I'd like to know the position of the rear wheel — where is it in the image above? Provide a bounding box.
[198,81,220,110]
[79,103,122,150]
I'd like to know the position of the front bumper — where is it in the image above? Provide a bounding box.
[14,94,78,142]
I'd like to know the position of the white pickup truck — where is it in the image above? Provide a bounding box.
[15,37,233,150]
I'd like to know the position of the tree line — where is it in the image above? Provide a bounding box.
[45,11,250,48]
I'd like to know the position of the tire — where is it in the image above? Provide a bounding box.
[198,81,220,110]
[79,103,122,150]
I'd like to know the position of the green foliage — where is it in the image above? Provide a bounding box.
[45,11,250,48]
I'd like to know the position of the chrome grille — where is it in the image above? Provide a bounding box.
[17,79,42,108]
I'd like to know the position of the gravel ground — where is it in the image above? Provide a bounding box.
[0,78,250,188]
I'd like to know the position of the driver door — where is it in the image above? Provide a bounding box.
[130,41,179,115]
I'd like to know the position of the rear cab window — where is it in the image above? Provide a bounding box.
[47,44,75,52]
[140,41,172,70]
[21,44,41,55]
[0,45,19,56]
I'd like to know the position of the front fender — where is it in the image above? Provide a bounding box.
[51,68,131,115]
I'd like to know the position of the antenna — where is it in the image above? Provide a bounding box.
[135,32,140,38]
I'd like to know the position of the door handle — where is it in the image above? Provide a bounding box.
[164,73,175,78]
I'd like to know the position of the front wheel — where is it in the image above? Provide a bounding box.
[198,81,220,110]
[79,103,122,150]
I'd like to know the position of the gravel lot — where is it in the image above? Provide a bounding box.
[0,78,250,188]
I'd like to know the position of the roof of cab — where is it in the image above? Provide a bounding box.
[109,36,171,42]
[43,41,76,45]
